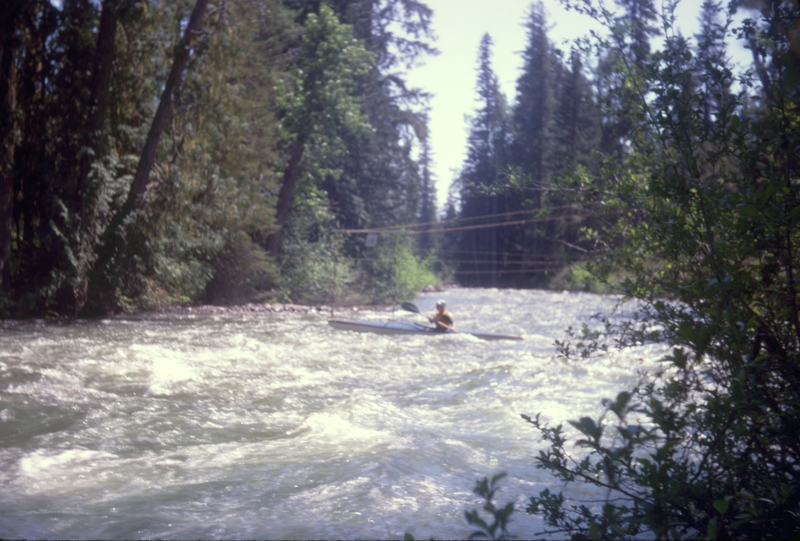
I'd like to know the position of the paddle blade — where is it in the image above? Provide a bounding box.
[401,302,421,314]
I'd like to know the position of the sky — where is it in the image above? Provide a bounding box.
[402,0,718,210]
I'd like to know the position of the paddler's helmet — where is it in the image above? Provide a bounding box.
[436,300,446,309]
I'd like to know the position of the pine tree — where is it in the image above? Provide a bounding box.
[614,0,659,66]
[545,48,602,268]
[456,33,509,287]
[553,50,600,173]
[508,2,559,285]
[695,0,732,127]
[416,133,437,257]
[511,2,555,198]
[597,0,660,158]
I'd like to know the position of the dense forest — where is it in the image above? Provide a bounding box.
[0,0,438,317]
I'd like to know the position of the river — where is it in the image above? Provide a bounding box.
[0,288,662,539]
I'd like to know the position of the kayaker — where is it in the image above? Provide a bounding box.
[428,300,455,332]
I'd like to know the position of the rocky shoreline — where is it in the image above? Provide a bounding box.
[162,302,394,316]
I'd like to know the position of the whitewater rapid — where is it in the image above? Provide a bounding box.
[0,288,662,539]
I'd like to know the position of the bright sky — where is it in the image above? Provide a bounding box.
[404,0,730,211]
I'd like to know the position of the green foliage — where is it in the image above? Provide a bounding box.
[455,33,510,288]
[547,263,623,294]
[203,232,277,306]
[465,473,515,541]
[324,0,434,233]
[356,236,437,304]
[1,0,436,316]
[520,0,800,539]
[278,188,356,305]
[277,3,374,139]
[453,4,604,288]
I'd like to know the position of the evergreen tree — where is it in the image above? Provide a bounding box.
[593,0,660,158]
[0,0,27,294]
[553,49,600,173]
[416,133,437,257]
[508,2,560,285]
[614,0,659,65]
[456,33,509,287]
[511,2,555,200]
[694,0,733,127]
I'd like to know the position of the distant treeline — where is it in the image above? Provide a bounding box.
[444,0,745,289]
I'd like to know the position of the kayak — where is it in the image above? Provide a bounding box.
[328,319,523,341]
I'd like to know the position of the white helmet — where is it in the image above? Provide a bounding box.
[436,300,446,309]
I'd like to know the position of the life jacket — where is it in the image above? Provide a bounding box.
[433,310,454,331]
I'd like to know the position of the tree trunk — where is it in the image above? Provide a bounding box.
[122,0,209,216]
[60,0,120,313]
[0,0,23,293]
[76,0,119,208]
[267,119,311,257]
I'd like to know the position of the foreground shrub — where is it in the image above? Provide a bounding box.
[520,0,800,539]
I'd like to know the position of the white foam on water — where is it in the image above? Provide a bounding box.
[147,355,198,395]
[16,448,122,493]
[296,411,391,446]
[0,288,663,540]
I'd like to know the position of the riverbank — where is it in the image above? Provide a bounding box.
[161,301,396,317]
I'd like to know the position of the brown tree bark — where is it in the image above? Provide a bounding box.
[76,0,120,207]
[267,119,311,257]
[121,0,209,216]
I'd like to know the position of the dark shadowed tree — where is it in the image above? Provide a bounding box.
[0,0,26,294]
[83,0,211,316]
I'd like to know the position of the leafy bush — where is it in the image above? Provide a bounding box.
[519,1,800,539]
[547,263,627,294]
[356,236,438,304]
[277,184,363,305]
[411,3,800,536]
[204,232,278,305]
[465,473,515,541]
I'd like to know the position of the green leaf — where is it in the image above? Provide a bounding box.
[569,416,602,441]
[739,204,760,219]
[713,499,729,515]
[609,391,632,419]
[707,516,719,540]
[589,521,601,540]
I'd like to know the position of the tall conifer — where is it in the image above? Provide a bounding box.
[509,2,559,285]
[417,134,437,257]
[456,33,509,286]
